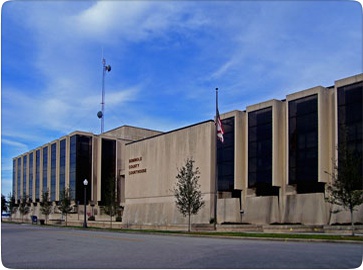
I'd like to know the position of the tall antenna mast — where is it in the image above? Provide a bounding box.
[97,55,111,134]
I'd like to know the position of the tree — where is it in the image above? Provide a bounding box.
[18,193,30,223]
[40,189,52,224]
[7,193,16,221]
[173,158,205,232]
[58,187,72,226]
[103,177,118,229]
[1,194,7,221]
[325,141,363,236]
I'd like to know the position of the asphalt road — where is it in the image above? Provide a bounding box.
[1,223,362,269]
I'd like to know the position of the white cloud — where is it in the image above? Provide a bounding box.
[73,1,189,43]
[106,86,140,106]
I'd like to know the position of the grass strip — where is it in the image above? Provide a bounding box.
[5,221,363,242]
[115,228,363,242]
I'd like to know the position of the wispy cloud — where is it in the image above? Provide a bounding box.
[1,139,28,152]
[72,1,196,43]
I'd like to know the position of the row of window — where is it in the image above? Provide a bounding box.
[217,82,362,195]
[13,135,117,204]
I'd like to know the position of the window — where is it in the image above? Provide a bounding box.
[23,155,27,197]
[70,136,76,200]
[17,158,21,200]
[70,135,92,202]
[100,139,116,205]
[35,150,40,200]
[248,107,278,196]
[43,147,48,194]
[12,160,16,198]
[29,153,33,200]
[338,82,363,185]
[59,139,66,197]
[248,107,272,187]
[289,95,323,193]
[51,143,57,201]
[217,117,235,192]
[76,135,92,203]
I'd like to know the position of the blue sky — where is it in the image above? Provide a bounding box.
[1,0,362,197]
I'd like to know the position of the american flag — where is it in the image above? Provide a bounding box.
[216,109,224,143]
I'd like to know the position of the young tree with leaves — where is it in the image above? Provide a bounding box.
[103,177,118,229]
[58,187,72,226]
[173,158,205,232]
[325,141,363,236]
[7,193,16,221]
[1,194,7,221]
[40,189,52,224]
[18,193,30,223]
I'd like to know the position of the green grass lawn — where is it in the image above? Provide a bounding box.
[117,228,363,242]
[5,221,363,242]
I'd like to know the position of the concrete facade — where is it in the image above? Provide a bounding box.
[123,121,215,226]
[11,73,363,228]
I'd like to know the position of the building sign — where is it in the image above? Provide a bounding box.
[128,156,147,175]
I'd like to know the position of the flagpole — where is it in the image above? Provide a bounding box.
[214,87,218,230]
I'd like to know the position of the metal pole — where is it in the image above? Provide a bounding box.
[83,186,87,228]
[101,58,106,134]
[214,87,218,230]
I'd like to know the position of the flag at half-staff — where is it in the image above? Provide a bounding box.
[215,88,224,143]
[214,87,224,228]
[216,108,224,143]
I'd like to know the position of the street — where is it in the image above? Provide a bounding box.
[1,223,362,269]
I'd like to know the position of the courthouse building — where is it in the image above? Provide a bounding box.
[12,73,363,227]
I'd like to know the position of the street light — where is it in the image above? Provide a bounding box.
[83,179,88,228]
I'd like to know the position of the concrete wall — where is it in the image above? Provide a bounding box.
[104,125,162,141]
[217,198,241,223]
[123,121,215,226]
[244,196,280,225]
[282,193,328,225]
[329,204,363,225]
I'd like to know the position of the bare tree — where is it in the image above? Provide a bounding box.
[173,158,205,232]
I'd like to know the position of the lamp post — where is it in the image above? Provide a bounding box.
[83,179,88,228]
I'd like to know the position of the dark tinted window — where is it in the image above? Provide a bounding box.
[338,82,363,185]
[100,139,116,205]
[59,139,66,198]
[289,95,322,193]
[70,135,92,202]
[12,160,16,198]
[35,150,40,200]
[70,136,76,200]
[43,147,48,193]
[51,143,57,201]
[248,107,272,188]
[23,155,27,197]
[29,153,33,200]
[17,158,21,200]
[217,117,235,191]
